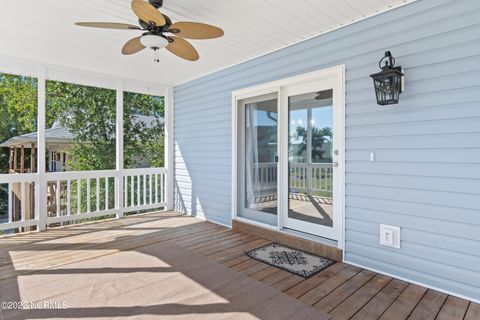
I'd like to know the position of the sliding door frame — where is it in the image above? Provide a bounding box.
[232,86,282,230]
[232,65,345,248]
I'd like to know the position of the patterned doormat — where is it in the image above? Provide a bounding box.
[246,243,335,278]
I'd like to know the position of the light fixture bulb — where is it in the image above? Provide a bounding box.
[140,34,168,50]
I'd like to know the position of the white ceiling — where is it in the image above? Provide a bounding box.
[0,0,413,85]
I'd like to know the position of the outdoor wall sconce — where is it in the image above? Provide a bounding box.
[370,51,404,105]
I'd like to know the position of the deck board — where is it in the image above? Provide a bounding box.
[435,296,470,320]
[0,211,474,320]
[328,274,391,320]
[350,279,409,320]
[379,284,428,320]
[313,269,376,313]
[465,302,480,320]
[298,265,362,305]
[407,289,448,320]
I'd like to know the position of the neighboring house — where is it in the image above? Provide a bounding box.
[0,121,72,173]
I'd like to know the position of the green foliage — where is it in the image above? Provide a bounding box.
[0,73,37,173]
[293,126,333,161]
[45,81,165,171]
[123,91,164,168]
[46,81,117,170]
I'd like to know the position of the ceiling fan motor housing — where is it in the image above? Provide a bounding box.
[148,0,164,8]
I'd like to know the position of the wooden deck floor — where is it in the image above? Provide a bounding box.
[0,211,478,320]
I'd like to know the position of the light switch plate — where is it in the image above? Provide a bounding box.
[380,224,400,248]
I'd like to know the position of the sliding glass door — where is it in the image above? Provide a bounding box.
[234,67,344,242]
[281,75,342,240]
[238,93,279,226]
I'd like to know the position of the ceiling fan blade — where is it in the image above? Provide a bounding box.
[169,22,224,39]
[166,36,199,61]
[122,36,145,55]
[75,22,141,30]
[131,0,166,27]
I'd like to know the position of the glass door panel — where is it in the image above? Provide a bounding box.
[287,89,334,231]
[238,94,278,226]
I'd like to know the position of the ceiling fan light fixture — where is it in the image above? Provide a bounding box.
[140,34,168,49]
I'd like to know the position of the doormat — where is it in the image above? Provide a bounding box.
[245,243,335,278]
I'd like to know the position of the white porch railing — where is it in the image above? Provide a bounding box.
[0,173,38,232]
[290,163,333,194]
[0,167,167,233]
[252,162,333,195]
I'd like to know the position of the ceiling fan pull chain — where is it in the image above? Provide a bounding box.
[154,48,160,63]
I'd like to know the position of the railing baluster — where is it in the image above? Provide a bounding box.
[155,174,158,204]
[96,177,100,212]
[324,167,327,191]
[56,180,60,217]
[297,166,300,189]
[161,172,165,203]
[262,166,266,190]
[130,175,134,207]
[124,176,128,208]
[77,179,81,214]
[327,167,330,191]
[143,174,147,205]
[7,183,12,223]
[149,174,153,204]
[67,180,71,216]
[302,166,305,190]
[326,167,329,191]
[137,175,140,206]
[329,168,332,191]
[86,178,91,213]
[20,182,26,221]
[295,166,298,188]
[105,177,109,210]
[321,167,324,191]
[317,167,320,190]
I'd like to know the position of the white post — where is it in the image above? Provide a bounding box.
[115,81,124,218]
[165,85,174,211]
[36,67,47,231]
[306,107,312,195]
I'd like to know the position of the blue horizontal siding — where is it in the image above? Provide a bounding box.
[174,0,480,301]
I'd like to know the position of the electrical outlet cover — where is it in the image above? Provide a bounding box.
[380,224,401,249]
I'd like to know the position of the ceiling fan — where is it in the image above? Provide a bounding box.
[75,0,224,62]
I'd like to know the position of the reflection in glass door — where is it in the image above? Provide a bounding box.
[238,94,278,226]
[287,89,335,232]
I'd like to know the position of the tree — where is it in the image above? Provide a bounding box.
[123,91,164,168]
[45,81,164,171]
[293,126,333,161]
[0,73,37,173]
